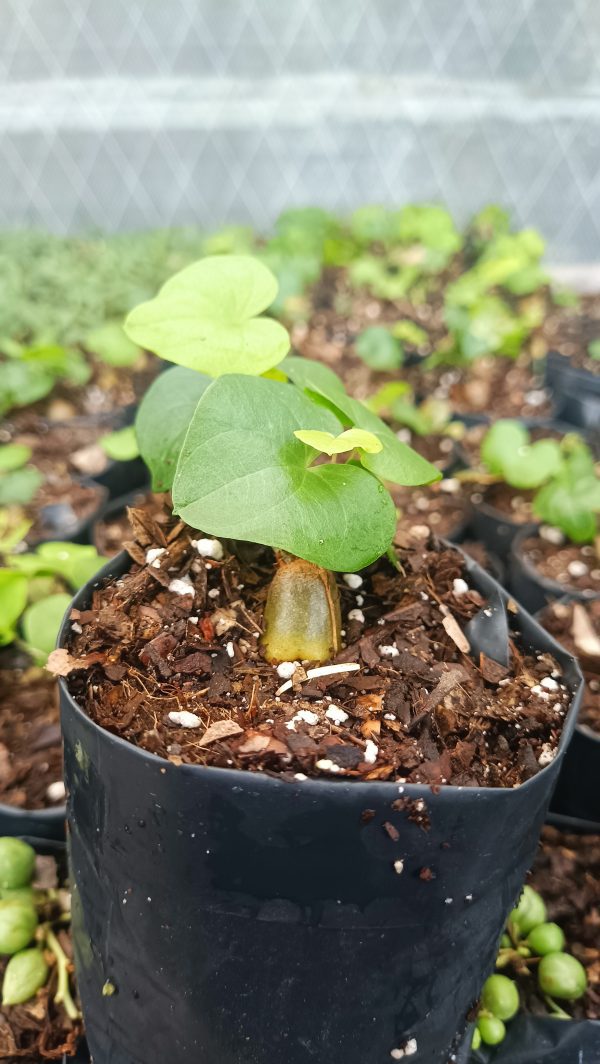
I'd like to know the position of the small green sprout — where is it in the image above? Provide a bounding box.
[0,444,43,508]
[100,425,140,462]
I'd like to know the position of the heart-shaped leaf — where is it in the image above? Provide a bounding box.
[282,357,441,487]
[100,426,140,462]
[481,420,529,477]
[172,375,397,571]
[0,467,42,507]
[21,593,72,662]
[135,367,212,491]
[293,428,382,455]
[124,256,290,376]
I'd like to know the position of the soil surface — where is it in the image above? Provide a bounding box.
[5,414,117,478]
[0,666,64,809]
[520,535,600,596]
[410,356,554,421]
[92,490,167,557]
[477,483,536,525]
[396,430,457,472]
[525,825,600,1020]
[542,295,600,377]
[26,476,105,545]
[392,480,471,539]
[538,599,600,733]
[61,509,573,788]
[14,353,158,422]
[0,852,82,1061]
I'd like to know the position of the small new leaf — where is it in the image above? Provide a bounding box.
[21,593,72,663]
[293,428,383,455]
[124,255,290,377]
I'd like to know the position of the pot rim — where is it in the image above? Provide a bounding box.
[58,543,584,799]
[512,525,600,605]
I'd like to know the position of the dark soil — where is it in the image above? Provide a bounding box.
[525,825,600,1020]
[26,476,105,545]
[0,852,82,1060]
[5,415,117,478]
[0,667,63,809]
[92,491,168,557]
[61,508,572,788]
[392,480,471,539]
[538,599,600,733]
[409,355,553,421]
[542,294,600,377]
[20,352,158,422]
[477,483,536,525]
[520,534,600,596]
[396,430,457,472]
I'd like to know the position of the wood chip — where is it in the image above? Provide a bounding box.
[572,603,600,659]
[442,613,470,654]
[197,719,243,747]
[46,648,104,677]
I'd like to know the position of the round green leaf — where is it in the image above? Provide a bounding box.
[124,256,290,376]
[2,947,48,1005]
[86,322,142,366]
[172,375,397,572]
[0,571,28,646]
[355,327,403,370]
[0,444,31,472]
[21,592,72,662]
[100,426,140,462]
[480,419,529,477]
[135,366,212,491]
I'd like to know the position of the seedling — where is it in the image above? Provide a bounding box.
[366,382,459,440]
[0,838,79,1017]
[473,884,587,1047]
[126,255,440,661]
[0,444,43,508]
[100,425,140,462]
[0,343,90,417]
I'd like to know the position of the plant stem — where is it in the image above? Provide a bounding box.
[261,553,342,663]
[45,927,80,1021]
[543,994,571,1020]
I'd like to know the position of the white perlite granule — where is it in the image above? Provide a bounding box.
[326,705,349,725]
[452,578,469,596]
[348,608,365,623]
[168,577,194,597]
[391,1040,417,1059]
[46,781,66,802]
[364,740,378,764]
[168,711,202,728]
[145,547,165,567]
[192,538,224,560]
[343,573,363,589]
[276,661,296,680]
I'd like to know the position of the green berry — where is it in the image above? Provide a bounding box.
[0,902,38,955]
[478,1015,506,1046]
[0,886,36,906]
[482,974,520,1021]
[527,922,566,957]
[510,885,547,936]
[500,934,511,949]
[0,839,35,890]
[2,947,48,1005]
[471,1027,482,1051]
[538,953,588,1000]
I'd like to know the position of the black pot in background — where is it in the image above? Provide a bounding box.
[509,526,600,615]
[556,386,600,432]
[91,457,147,503]
[469,494,536,560]
[30,477,109,549]
[0,802,65,843]
[545,350,600,400]
[59,549,582,1064]
[469,1013,600,1063]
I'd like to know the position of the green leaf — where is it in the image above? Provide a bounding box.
[391,320,429,347]
[355,327,403,370]
[21,592,72,662]
[293,428,383,455]
[172,375,397,571]
[533,442,600,543]
[0,467,42,506]
[282,357,441,487]
[501,439,563,490]
[481,420,530,476]
[2,948,48,1006]
[588,339,600,361]
[364,381,412,414]
[349,205,394,246]
[0,445,31,472]
[21,344,91,386]
[0,571,28,646]
[135,366,212,491]
[10,542,106,589]
[124,255,290,376]
[86,322,142,367]
[100,426,140,462]
[0,360,55,417]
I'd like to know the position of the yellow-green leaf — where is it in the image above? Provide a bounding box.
[293,428,383,455]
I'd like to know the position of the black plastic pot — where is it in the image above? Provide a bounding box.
[509,526,600,615]
[545,350,600,401]
[91,455,147,501]
[470,1014,600,1063]
[469,494,536,560]
[58,550,583,1064]
[0,801,65,843]
[556,386,600,431]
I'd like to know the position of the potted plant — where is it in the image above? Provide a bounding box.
[509,437,600,613]
[0,835,82,1060]
[0,541,105,839]
[538,599,600,826]
[455,420,569,557]
[55,257,583,1064]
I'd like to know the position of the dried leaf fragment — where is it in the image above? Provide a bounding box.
[197,719,243,747]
